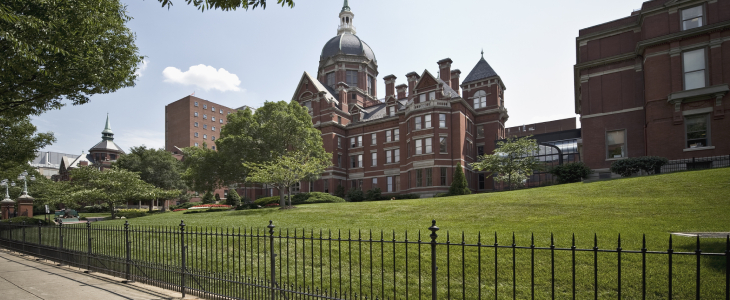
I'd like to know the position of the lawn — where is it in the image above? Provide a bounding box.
[70,167,730,299]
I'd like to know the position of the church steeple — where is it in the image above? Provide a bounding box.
[337,0,356,35]
[101,114,114,141]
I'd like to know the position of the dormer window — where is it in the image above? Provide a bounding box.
[429,91,436,101]
[419,94,426,103]
[473,90,487,109]
[389,106,395,117]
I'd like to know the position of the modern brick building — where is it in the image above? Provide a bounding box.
[575,0,730,175]
[287,2,509,197]
[165,95,237,153]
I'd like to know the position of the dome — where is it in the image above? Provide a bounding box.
[321,33,376,61]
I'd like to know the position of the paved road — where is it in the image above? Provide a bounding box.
[0,250,199,300]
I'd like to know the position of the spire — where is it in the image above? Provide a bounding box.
[101,114,114,141]
[337,0,356,35]
[481,48,484,58]
[342,0,350,12]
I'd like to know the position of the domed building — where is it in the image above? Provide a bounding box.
[290,1,510,197]
[56,115,125,181]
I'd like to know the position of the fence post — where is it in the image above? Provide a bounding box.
[268,220,276,300]
[179,220,186,298]
[428,220,439,300]
[123,221,132,283]
[84,222,92,273]
[57,219,63,266]
[36,221,41,261]
[21,221,26,256]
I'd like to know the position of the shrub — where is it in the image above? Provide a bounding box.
[254,196,280,207]
[116,209,149,219]
[173,209,187,212]
[346,188,365,202]
[549,162,593,184]
[1,216,49,225]
[170,202,198,210]
[334,185,346,198]
[636,156,669,174]
[292,192,311,204]
[610,158,641,177]
[364,188,382,201]
[301,192,345,204]
[183,207,230,214]
[392,193,420,200]
[434,193,450,198]
[449,164,471,195]
[82,203,109,213]
[226,189,242,206]
[201,191,214,204]
[264,203,280,207]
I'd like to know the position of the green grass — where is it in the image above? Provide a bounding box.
[20,168,730,299]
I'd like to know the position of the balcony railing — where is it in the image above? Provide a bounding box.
[406,99,450,114]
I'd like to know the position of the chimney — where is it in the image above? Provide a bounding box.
[383,75,397,98]
[405,72,420,97]
[396,84,408,100]
[337,82,349,112]
[450,69,461,97]
[437,58,453,87]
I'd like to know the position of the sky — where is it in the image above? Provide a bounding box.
[33,0,647,155]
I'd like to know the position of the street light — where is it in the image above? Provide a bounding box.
[16,170,36,197]
[0,179,10,201]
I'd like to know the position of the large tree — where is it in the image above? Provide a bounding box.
[0,0,142,118]
[113,146,187,210]
[0,116,55,171]
[180,143,224,193]
[157,0,294,12]
[471,136,543,190]
[245,151,331,207]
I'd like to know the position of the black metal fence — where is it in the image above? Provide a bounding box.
[660,155,730,174]
[0,220,728,299]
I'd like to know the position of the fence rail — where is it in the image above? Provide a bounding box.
[0,220,728,299]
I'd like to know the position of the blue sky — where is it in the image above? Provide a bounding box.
[33,0,644,155]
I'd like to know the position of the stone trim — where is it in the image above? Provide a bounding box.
[581,107,644,119]
[667,84,730,104]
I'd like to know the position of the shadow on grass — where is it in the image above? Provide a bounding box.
[676,238,729,273]
[227,207,292,218]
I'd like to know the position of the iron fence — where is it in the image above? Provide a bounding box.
[0,220,728,299]
[660,155,730,174]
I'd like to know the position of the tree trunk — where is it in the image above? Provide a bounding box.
[279,188,286,207]
[111,204,116,219]
[288,186,293,207]
[148,199,154,212]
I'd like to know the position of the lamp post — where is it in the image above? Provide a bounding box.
[16,170,36,197]
[15,171,36,219]
[0,179,16,219]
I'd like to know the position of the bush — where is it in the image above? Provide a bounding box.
[549,162,593,184]
[254,196,281,207]
[215,193,221,203]
[183,207,230,214]
[364,188,382,201]
[300,192,345,204]
[226,189,242,206]
[346,188,364,202]
[611,156,670,177]
[434,193,450,198]
[170,202,198,210]
[82,203,109,213]
[636,156,669,174]
[610,159,641,177]
[449,164,471,195]
[291,192,311,204]
[391,193,420,200]
[115,209,148,219]
[334,185,346,198]
[201,191,214,204]
[1,216,49,225]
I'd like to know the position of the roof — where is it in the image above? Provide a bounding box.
[356,78,460,123]
[462,57,499,85]
[66,153,93,169]
[31,151,79,168]
[90,140,125,154]
[321,33,376,61]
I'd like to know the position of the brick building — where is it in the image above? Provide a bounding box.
[56,115,126,181]
[165,95,237,154]
[288,2,509,197]
[575,0,730,174]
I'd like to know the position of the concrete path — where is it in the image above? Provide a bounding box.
[0,250,200,300]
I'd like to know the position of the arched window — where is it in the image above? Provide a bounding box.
[473,90,487,109]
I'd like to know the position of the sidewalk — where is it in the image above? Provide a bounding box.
[0,250,200,300]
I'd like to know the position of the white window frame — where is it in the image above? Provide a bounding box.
[415,117,422,130]
[194,102,199,107]
[425,138,432,154]
[371,152,377,166]
[386,131,391,142]
[473,90,487,109]
[425,114,432,128]
[606,129,627,159]
[194,122,198,127]
[685,114,711,149]
[394,129,400,141]
[371,133,377,145]
[440,137,447,153]
[387,177,393,192]
[395,149,400,162]
[681,5,704,31]
[386,151,392,163]
[389,106,395,117]
[415,139,423,155]
[682,48,707,91]
[439,114,446,128]
[419,94,426,103]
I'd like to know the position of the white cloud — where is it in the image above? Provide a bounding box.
[135,59,149,77]
[116,129,165,150]
[162,64,242,92]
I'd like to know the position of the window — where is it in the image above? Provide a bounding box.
[606,130,626,159]
[439,114,446,128]
[292,182,300,193]
[415,117,422,130]
[371,133,377,145]
[346,70,358,86]
[415,139,423,155]
[387,176,394,192]
[212,146,216,150]
[440,167,447,186]
[394,129,400,141]
[352,93,357,100]
[440,137,447,153]
[338,116,342,124]
[371,152,377,166]
[203,114,207,120]
[386,131,391,142]
[394,149,400,162]
[211,136,215,141]
[425,138,432,154]
[203,105,207,109]
[372,178,378,188]
[416,169,423,187]
[477,145,485,157]
[358,179,364,190]
[686,114,710,148]
[309,181,314,193]
[326,72,335,88]
[194,132,199,137]
[682,6,703,31]
[220,109,223,114]
[367,75,375,95]
[338,137,342,149]
[426,169,432,186]
[683,49,706,90]
[203,134,207,139]
[212,106,215,112]
[203,124,207,129]
[194,122,198,127]
[386,151,392,163]
[350,136,363,148]
[389,106,395,117]
[338,154,342,167]
[473,90,487,109]
[419,94,426,103]
[194,112,199,117]
[354,154,363,168]
[194,102,199,107]
[212,117,216,122]
[303,101,312,111]
[425,115,431,128]
[194,143,199,147]
[477,125,484,138]
[212,126,216,132]
[324,181,329,193]
[429,91,436,101]
[407,141,411,157]
[351,155,357,168]
[220,119,223,124]
[478,174,485,190]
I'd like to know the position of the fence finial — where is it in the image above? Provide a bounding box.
[267,220,275,235]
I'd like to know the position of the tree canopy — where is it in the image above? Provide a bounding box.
[448,163,470,196]
[113,146,187,191]
[0,116,55,171]
[0,0,142,118]
[471,136,543,190]
[245,151,331,207]
[181,143,224,193]
[157,0,295,12]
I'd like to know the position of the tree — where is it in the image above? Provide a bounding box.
[226,189,241,206]
[157,0,294,12]
[201,191,214,204]
[216,101,330,186]
[471,136,543,191]
[66,167,177,219]
[245,152,332,207]
[0,0,143,118]
[113,146,188,210]
[0,116,55,171]
[334,185,345,198]
[449,163,471,195]
[181,143,224,193]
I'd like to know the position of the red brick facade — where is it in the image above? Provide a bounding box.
[575,0,730,172]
